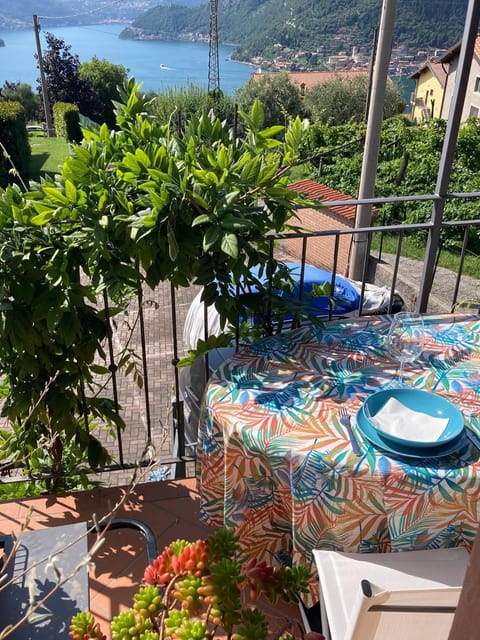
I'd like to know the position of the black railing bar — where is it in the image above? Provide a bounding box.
[357,231,371,315]
[0,455,198,484]
[274,221,433,241]
[446,192,480,200]
[443,218,480,228]
[265,239,275,335]
[136,275,152,443]
[274,218,480,242]
[390,232,404,307]
[170,281,186,475]
[102,290,124,466]
[198,190,480,217]
[451,226,471,313]
[310,191,480,209]
[298,237,307,303]
[283,237,308,332]
[294,193,479,211]
[329,235,341,321]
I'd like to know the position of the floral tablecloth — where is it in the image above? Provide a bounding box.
[197,314,480,592]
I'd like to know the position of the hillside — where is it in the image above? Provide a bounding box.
[0,0,203,29]
[121,0,469,65]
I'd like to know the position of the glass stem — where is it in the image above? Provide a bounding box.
[398,360,405,386]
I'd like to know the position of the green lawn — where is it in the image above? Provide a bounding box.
[27,134,70,181]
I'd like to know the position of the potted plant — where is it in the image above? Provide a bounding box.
[69,528,324,640]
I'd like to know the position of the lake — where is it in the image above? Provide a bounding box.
[0,23,254,95]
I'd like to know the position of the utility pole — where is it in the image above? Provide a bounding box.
[348,0,397,280]
[33,14,54,137]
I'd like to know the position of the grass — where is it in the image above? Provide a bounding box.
[27,133,70,181]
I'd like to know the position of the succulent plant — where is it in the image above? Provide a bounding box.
[69,529,321,640]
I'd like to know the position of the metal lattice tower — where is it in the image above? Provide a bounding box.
[208,0,220,91]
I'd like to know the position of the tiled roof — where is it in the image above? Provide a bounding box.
[251,70,368,91]
[410,58,447,87]
[475,34,480,60]
[437,33,480,64]
[289,179,357,221]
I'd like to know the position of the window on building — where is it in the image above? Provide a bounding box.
[475,77,480,93]
[469,105,479,118]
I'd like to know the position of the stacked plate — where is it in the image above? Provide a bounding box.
[356,389,465,458]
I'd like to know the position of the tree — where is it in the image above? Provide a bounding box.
[304,75,405,125]
[234,72,307,128]
[37,33,102,124]
[146,84,235,129]
[0,82,40,122]
[78,56,129,127]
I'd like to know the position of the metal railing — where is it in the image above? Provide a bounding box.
[1,206,479,491]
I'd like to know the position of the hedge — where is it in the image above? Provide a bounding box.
[53,102,82,142]
[0,101,30,187]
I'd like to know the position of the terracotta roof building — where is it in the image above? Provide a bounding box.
[409,58,447,121]
[251,70,368,95]
[283,179,358,275]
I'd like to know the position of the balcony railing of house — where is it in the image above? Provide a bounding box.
[1,205,479,491]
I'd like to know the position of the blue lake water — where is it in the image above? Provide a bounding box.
[0,23,254,94]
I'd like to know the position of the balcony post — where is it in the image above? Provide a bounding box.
[349,0,397,281]
[417,0,480,312]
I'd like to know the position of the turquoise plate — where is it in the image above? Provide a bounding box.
[362,388,464,449]
[356,404,464,459]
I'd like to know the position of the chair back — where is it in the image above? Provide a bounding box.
[348,585,461,639]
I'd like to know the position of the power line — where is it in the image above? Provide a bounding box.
[23,0,145,23]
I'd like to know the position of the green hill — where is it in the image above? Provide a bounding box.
[121,0,469,63]
[0,0,202,29]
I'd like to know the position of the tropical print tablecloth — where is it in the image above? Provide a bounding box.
[197,314,480,594]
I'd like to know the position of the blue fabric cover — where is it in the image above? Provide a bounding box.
[247,262,360,315]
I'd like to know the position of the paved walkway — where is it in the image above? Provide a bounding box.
[369,251,479,313]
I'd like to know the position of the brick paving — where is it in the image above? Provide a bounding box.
[94,280,201,486]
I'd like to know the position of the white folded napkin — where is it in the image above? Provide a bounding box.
[369,397,449,443]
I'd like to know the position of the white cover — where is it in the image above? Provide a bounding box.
[369,397,449,442]
[313,547,469,640]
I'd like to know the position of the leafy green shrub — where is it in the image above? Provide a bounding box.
[0,101,30,186]
[53,101,82,142]
[0,78,318,493]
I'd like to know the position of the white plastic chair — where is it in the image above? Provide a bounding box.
[312,547,470,640]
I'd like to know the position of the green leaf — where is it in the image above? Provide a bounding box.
[203,226,221,251]
[135,148,152,168]
[167,220,179,260]
[220,232,238,258]
[250,99,265,130]
[192,213,213,226]
[240,156,260,181]
[259,125,284,137]
[64,180,78,203]
[42,186,69,205]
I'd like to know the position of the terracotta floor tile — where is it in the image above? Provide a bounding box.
[0,479,306,640]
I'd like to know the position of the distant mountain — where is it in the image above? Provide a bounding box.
[121,0,469,63]
[0,1,204,29]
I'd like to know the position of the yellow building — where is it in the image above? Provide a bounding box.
[409,58,447,122]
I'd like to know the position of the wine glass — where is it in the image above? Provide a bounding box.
[386,312,425,387]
